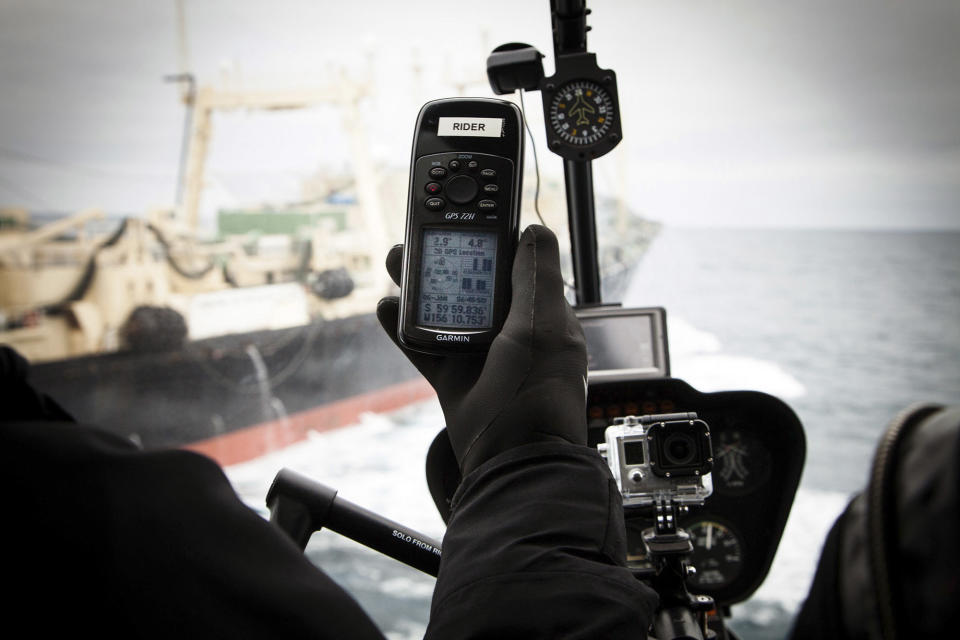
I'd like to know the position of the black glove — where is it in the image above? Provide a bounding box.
[376,225,587,477]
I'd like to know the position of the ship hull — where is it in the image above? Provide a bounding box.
[27,312,432,465]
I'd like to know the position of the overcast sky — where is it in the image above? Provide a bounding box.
[1,0,959,229]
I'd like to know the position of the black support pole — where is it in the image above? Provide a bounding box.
[551,0,604,306]
[563,159,602,305]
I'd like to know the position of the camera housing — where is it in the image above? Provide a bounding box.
[598,413,713,507]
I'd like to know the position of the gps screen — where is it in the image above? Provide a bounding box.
[418,228,498,330]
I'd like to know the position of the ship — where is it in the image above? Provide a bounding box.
[0,80,658,467]
[0,203,433,467]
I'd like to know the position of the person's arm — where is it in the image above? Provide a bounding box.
[426,443,656,638]
[1,347,387,640]
[377,225,658,638]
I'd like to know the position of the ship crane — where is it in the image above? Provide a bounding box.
[168,77,392,279]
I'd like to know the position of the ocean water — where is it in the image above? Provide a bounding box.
[227,226,960,639]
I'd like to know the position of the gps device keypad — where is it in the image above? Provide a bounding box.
[416,152,512,214]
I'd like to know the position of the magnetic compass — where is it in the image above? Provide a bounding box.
[548,79,616,146]
[539,52,622,161]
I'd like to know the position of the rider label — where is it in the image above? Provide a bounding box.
[438,117,504,138]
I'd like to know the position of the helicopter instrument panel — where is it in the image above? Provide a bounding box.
[587,377,805,606]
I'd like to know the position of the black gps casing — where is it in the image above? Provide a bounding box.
[398,98,524,354]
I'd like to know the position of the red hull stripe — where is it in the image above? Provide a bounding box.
[184,379,436,467]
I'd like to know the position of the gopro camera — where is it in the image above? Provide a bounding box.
[598,413,713,507]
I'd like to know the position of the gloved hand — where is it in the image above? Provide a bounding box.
[376,225,588,477]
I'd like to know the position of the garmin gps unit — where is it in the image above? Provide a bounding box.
[398,98,524,354]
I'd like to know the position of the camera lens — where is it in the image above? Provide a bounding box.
[647,418,712,479]
[663,432,696,466]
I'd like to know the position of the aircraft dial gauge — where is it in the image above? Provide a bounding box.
[686,519,745,590]
[548,80,616,147]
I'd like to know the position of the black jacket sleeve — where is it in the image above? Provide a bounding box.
[426,443,658,639]
[2,344,385,639]
[0,418,388,640]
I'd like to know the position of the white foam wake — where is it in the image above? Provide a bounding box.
[226,399,447,537]
[667,316,807,399]
[747,486,852,613]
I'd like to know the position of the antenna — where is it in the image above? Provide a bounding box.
[164,0,196,208]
